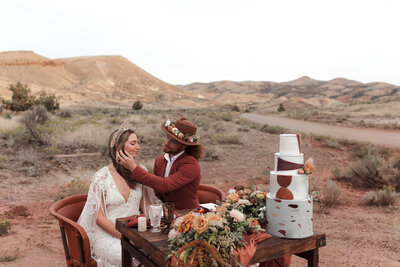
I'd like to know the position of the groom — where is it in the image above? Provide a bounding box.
[118,117,203,210]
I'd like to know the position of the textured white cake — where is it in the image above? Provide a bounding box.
[266,134,313,239]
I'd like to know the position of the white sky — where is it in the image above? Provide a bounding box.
[1,0,399,85]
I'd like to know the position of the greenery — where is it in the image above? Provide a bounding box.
[260,124,287,134]
[0,215,12,236]
[132,100,143,110]
[1,82,60,112]
[277,103,285,112]
[2,82,35,111]
[35,91,60,112]
[55,178,90,200]
[361,185,398,207]
[320,180,341,208]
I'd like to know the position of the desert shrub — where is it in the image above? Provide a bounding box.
[56,178,90,200]
[320,180,341,208]
[132,100,143,110]
[203,147,220,162]
[35,91,60,112]
[0,249,19,263]
[361,186,398,206]
[340,154,388,189]
[58,124,110,151]
[0,216,12,236]
[260,124,286,134]
[56,109,72,118]
[232,105,240,112]
[351,143,389,159]
[392,156,400,170]
[212,134,242,145]
[20,105,51,145]
[277,103,285,112]
[43,146,61,155]
[2,82,35,111]
[238,125,250,132]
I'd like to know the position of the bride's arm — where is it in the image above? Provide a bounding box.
[96,196,122,239]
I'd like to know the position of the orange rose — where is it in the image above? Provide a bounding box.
[226,193,240,202]
[192,215,210,234]
[250,219,259,226]
[184,222,191,233]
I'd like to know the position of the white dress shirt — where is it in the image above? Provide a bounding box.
[163,150,185,177]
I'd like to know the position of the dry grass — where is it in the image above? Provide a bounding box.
[0,115,21,131]
[320,180,341,208]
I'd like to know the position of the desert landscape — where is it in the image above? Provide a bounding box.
[0,51,399,266]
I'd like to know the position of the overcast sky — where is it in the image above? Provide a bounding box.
[1,0,399,85]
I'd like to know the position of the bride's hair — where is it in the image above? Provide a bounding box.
[108,129,138,189]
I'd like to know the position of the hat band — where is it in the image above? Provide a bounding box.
[165,120,200,143]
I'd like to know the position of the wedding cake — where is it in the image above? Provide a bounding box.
[266,134,313,239]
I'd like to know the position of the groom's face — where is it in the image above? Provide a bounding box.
[164,135,185,155]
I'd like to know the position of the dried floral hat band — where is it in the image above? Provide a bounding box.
[109,119,136,148]
[161,117,200,146]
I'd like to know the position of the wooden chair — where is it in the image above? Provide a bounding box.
[49,194,97,267]
[197,184,226,204]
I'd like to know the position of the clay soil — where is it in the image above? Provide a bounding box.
[0,122,399,266]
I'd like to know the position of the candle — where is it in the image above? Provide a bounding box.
[138,216,147,232]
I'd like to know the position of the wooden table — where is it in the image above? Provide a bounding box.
[116,217,326,267]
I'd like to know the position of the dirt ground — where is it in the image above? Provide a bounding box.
[0,123,399,266]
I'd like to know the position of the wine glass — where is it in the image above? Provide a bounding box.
[148,204,163,232]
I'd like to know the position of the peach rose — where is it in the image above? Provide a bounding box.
[192,215,210,233]
[168,229,181,238]
[181,213,194,226]
[230,209,245,222]
[206,213,223,222]
[304,158,315,174]
[178,133,184,139]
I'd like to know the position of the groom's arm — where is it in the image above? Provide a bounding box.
[130,159,200,193]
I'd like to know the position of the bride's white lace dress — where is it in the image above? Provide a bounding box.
[77,165,158,267]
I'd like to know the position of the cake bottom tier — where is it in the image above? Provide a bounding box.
[266,193,313,239]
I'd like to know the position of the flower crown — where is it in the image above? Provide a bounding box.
[165,120,200,143]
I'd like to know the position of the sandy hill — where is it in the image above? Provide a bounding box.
[0,51,203,108]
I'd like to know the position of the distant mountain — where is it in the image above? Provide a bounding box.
[0,51,199,108]
[1,51,399,109]
[182,76,400,105]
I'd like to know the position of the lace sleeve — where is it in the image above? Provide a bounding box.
[77,167,108,245]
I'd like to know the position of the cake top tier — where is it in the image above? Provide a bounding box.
[279,134,302,155]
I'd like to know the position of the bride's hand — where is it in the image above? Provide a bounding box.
[117,149,137,171]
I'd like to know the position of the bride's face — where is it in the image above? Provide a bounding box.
[123,133,140,159]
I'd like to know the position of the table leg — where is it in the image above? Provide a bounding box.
[296,248,319,267]
[121,236,132,267]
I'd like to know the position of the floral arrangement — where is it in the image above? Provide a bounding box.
[165,120,200,143]
[298,157,315,175]
[167,185,267,266]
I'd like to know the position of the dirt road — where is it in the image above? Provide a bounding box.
[241,113,400,148]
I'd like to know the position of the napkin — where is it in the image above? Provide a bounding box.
[126,214,150,228]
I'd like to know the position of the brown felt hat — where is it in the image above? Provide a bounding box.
[161,117,200,146]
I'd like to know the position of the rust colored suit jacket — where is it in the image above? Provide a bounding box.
[130,152,201,210]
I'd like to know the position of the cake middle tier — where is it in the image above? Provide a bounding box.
[269,171,309,199]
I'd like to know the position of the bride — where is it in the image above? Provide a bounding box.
[78,120,160,267]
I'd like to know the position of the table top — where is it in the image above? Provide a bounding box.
[116,217,326,266]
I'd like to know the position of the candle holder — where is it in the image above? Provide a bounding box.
[163,202,175,229]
